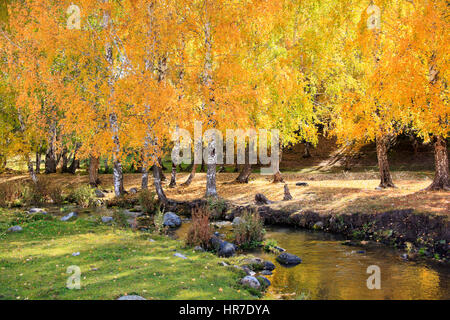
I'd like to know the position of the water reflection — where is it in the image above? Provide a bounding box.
[258,227,449,300]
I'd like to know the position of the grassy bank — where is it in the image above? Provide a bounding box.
[0,209,252,300]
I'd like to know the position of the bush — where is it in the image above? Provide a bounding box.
[185,207,213,249]
[139,189,158,214]
[0,181,22,207]
[69,185,96,208]
[234,211,265,249]
[153,209,166,235]
[263,239,279,253]
[207,197,227,220]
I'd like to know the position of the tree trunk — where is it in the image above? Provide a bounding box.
[376,135,396,188]
[236,145,252,183]
[182,164,197,186]
[141,164,149,190]
[153,163,167,204]
[45,147,57,174]
[426,135,450,191]
[112,157,124,196]
[205,139,218,197]
[27,159,38,184]
[89,156,100,187]
[169,161,177,188]
[303,142,312,158]
[35,152,41,174]
[104,157,109,173]
[272,146,284,183]
[61,148,69,173]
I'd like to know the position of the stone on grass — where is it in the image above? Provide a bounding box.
[232,217,243,226]
[117,295,146,300]
[218,241,236,258]
[101,216,114,224]
[276,252,302,266]
[194,246,205,252]
[218,261,229,267]
[240,276,260,290]
[129,188,138,194]
[174,252,188,259]
[61,212,77,222]
[8,225,23,232]
[163,212,182,228]
[72,252,80,256]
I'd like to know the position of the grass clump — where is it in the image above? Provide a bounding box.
[69,185,96,208]
[139,190,158,214]
[153,209,167,235]
[185,207,214,249]
[234,211,265,249]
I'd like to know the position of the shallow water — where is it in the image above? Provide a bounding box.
[177,222,450,300]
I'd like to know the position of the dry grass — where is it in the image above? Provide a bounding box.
[1,171,448,217]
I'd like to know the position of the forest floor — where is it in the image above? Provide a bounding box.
[0,209,255,300]
[1,170,448,217]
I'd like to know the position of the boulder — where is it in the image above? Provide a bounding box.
[232,217,243,226]
[261,270,273,276]
[313,221,324,230]
[276,252,302,266]
[257,276,271,287]
[61,212,78,222]
[163,212,182,228]
[263,261,276,271]
[28,208,47,214]
[8,225,23,232]
[117,295,146,300]
[101,216,114,224]
[218,241,236,258]
[240,276,260,290]
[209,236,222,251]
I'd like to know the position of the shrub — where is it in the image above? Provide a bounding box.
[234,210,265,249]
[48,185,64,205]
[185,207,214,249]
[70,185,96,208]
[0,181,23,207]
[262,239,279,253]
[207,197,227,220]
[139,189,158,214]
[153,209,166,235]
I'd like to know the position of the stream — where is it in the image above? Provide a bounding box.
[175,221,450,300]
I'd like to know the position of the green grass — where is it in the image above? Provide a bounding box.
[0,209,253,300]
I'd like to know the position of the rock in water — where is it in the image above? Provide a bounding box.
[263,261,276,271]
[276,252,302,266]
[218,241,236,258]
[61,212,78,222]
[240,276,261,289]
[117,295,146,300]
[257,276,271,287]
[8,225,23,232]
[261,270,273,276]
[101,216,114,223]
[163,212,181,228]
